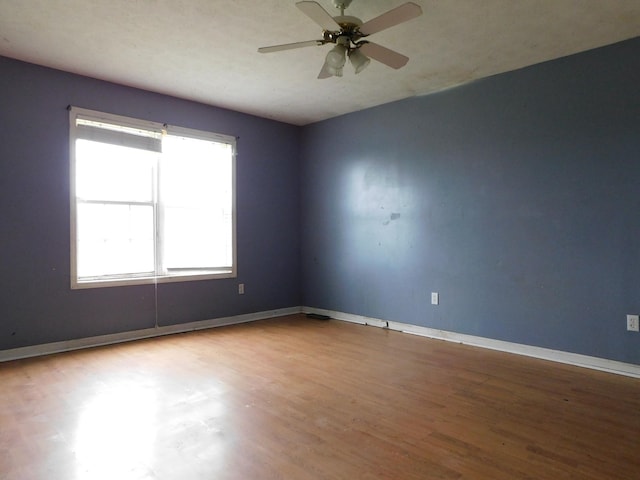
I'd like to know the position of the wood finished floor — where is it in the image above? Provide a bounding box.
[0,314,638,479]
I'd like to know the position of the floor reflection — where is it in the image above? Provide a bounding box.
[74,382,157,479]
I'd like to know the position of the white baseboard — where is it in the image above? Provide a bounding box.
[303,307,640,379]
[0,307,302,363]
[5,306,639,379]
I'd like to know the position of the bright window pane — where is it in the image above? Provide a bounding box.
[77,203,154,277]
[163,206,232,268]
[160,135,233,269]
[76,140,155,202]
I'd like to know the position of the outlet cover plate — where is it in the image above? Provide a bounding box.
[431,292,439,305]
[627,314,639,332]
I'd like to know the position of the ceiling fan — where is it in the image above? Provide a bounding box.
[258,0,423,78]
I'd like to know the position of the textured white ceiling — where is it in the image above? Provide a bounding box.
[0,0,639,125]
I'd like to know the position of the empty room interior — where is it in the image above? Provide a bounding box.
[0,1,639,479]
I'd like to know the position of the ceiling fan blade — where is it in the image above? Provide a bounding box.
[296,1,341,31]
[359,42,409,69]
[258,40,325,53]
[358,2,422,36]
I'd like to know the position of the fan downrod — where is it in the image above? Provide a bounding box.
[332,0,353,15]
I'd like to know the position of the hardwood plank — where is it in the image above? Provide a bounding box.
[0,315,638,479]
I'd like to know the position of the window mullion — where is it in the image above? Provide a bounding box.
[154,152,163,277]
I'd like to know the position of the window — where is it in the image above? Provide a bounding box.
[69,107,236,288]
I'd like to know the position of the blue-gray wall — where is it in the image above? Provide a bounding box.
[0,56,301,350]
[2,38,639,365]
[300,37,640,365]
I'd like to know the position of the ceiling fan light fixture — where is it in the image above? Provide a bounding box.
[325,36,349,70]
[325,44,347,69]
[349,48,370,74]
[328,65,344,77]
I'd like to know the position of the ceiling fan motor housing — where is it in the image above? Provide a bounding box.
[335,16,362,28]
[322,16,364,46]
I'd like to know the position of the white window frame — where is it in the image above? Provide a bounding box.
[69,106,237,289]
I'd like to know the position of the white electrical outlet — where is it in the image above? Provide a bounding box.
[627,314,639,332]
[431,292,439,305]
[238,283,245,295]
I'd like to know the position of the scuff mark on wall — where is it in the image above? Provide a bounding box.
[382,212,401,225]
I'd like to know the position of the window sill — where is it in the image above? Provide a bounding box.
[71,270,236,289]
